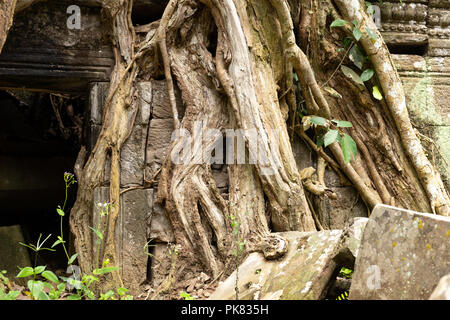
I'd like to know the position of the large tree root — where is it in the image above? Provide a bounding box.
[60,0,449,292]
[334,0,449,216]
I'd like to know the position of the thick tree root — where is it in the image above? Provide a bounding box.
[334,0,449,216]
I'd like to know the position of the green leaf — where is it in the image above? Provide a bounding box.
[332,120,353,128]
[28,280,44,299]
[353,27,363,41]
[117,287,129,296]
[57,283,66,292]
[316,134,324,148]
[51,239,63,248]
[330,19,347,28]
[180,291,194,300]
[336,133,342,144]
[341,66,364,85]
[366,27,377,42]
[360,69,375,82]
[57,207,65,217]
[324,130,339,147]
[93,266,120,275]
[68,253,78,265]
[310,116,327,126]
[352,20,359,28]
[19,242,37,252]
[67,294,82,300]
[42,270,59,283]
[89,227,103,240]
[42,282,53,290]
[6,291,20,300]
[16,267,34,278]
[86,290,96,300]
[101,290,116,300]
[343,37,352,48]
[33,266,46,275]
[341,134,358,164]
[349,46,365,70]
[324,86,342,99]
[372,86,383,100]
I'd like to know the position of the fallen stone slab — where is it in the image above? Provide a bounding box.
[209,230,344,300]
[429,274,450,300]
[349,204,450,300]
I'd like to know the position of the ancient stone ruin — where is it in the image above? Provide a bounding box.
[0,0,448,299]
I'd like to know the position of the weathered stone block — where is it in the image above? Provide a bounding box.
[151,80,172,119]
[0,225,32,286]
[333,217,369,268]
[150,80,183,119]
[89,82,110,125]
[149,191,175,243]
[209,230,343,300]
[137,82,153,123]
[212,167,228,189]
[117,188,153,295]
[120,124,147,186]
[349,204,450,300]
[146,118,175,179]
[0,0,113,93]
[393,54,450,188]
[92,187,152,295]
[313,186,368,230]
[88,82,152,187]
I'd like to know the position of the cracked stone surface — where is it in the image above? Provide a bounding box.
[349,204,450,300]
[209,230,344,300]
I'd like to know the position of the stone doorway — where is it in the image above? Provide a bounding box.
[0,89,86,273]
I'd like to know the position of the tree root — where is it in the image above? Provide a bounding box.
[334,0,449,216]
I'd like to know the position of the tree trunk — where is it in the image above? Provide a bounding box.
[72,0,448,291]
[1,0,444,292]
[0,0,16,54]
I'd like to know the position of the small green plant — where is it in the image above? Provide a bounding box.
[6,172,133,301]
[90,202,114,268]
[17,233,63,300]
[52,172,78,265]
[59,259,131,300]
[0,271,20,300]
[180,291,195,300]
[330,11,383,102]
[338,267,353,279]
[302,116,357,164]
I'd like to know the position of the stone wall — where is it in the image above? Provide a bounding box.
[88,81,182,294]
[0,0,447,296]
[0,0,114,93]
[374,0,450,188]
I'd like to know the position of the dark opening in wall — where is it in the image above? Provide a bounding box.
[387,43,428,56]
[132,0,170,26]
[146,238,155,282]
[0,90,86,271]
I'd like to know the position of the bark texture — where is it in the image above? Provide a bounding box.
[2,0,447,292]
[0,0,16,54]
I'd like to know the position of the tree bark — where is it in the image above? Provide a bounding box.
[0,0,438,292]
[0,0,16,54]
